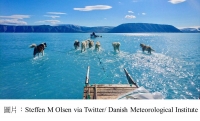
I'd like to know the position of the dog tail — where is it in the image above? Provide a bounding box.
[29,44,37,48]
[151,48,155,51]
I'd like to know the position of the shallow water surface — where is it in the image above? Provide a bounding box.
[0,33,199,99]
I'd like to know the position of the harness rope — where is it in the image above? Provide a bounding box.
[95,54,109,84]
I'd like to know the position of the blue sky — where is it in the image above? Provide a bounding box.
[0,0,199,28]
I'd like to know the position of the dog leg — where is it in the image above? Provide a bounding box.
[114,46,116,52]
[148,50,151,54]
[142,47,145,53]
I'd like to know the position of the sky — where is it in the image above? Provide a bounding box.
[0,0,200,28]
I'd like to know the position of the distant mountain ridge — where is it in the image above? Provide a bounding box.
[109,23,181,33]
[0,23,182,33]
[179,27,200,33]
[0,24,114,33]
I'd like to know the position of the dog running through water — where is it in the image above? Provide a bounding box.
[140,43,154,54]
[88,40,94,48]
[74,40,80,50]
[29,43,47,57]
[81,40,87,52]
[95,41,101,51]
[112,42,120,52]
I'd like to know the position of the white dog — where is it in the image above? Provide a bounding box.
[112,42,120,52]
[95,41,101,51]
[81,41,87,52]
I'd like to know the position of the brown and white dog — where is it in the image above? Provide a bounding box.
[95,41,101,51]
[88,40,94,48]
[112,42,120,52]
[29,43,47,57]
[81,41,87,52]
[140,43,154,54]
[81,40,94,52]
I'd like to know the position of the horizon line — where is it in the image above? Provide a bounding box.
[0,23,199,29]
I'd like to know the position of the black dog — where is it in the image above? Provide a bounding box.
[74,40,80,49]
[29,43,47,57]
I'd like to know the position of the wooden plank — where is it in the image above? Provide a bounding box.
[83,85,136,90]
[94,85,97,99]
[84,86,137,89]
[95,96,120,99]
[84,88,136,91]
[97,92,130,96]
[96,87,137,90]
[84,86,136,89]
[94,84,137,88]
[84,89,136,93]
[83,84,138,99]
[84,91,132,95]
[85,87,91,99]
[96,87,136,89]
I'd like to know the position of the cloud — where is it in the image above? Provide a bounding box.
[0,19,27,25]
[0,15,30,25]
[74,5,112,11]
[39,12,65,24]
[44,15,60,19]
[0,15,30,19]
[168,0,186,4]
[35,20,60,24]
[142,13,146,15]
[125,15,136,19]
[47,12,66,15]
[128,11,134,13]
